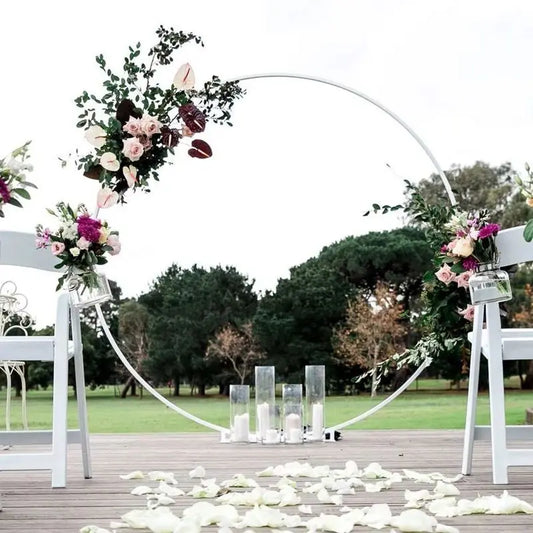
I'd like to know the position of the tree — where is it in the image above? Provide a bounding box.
[333,282,406,396]
[118,300,150,397]
[141,264,258,396]
[205,321,265,385]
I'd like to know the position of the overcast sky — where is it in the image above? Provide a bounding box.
[1,0,533,326]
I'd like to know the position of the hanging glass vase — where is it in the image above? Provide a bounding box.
[468,262,512,305]
[65,269,112,308]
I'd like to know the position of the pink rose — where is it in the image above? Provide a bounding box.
[435,263,456,285]
[140,114,162,137]
[458,304,475,322]
[76,236,91,250]
[50,242,65,255]
[123,117,142,136]
[107,234,121,255]
[455,270,473,289]
[122,137,144,162]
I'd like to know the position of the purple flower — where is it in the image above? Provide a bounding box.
[462,257,479,270]
[478,223,500,239]
[0,178,11,204]
[77,214,102,242]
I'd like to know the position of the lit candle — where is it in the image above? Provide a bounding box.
[285,413,301,443]
[232,413,249,442]
[256,402,270,441]
[311,403,324,441]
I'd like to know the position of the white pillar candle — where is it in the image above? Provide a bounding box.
[265,429,279,444]
[233,413,249,442]
[285,413,301,443]
[311,403,324,441]
[256,402,270,441]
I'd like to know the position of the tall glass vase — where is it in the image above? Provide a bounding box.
[282,384,303,444]
[305,365,325,442]
[255,366,278,444]
[229,384,250,443]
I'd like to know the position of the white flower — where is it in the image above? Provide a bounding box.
[173,63,195,90]
[76,236,91,250]
[70,247,80,257]
[85,125,107,148]
[100,152,120,171]
[97,187,119,209]
[140,114,163,137]
[62,223,78,240]
[122,165,138,187]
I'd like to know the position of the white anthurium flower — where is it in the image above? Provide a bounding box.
[425,497,459,518]
[389,509,438,532]
[317,487,343,506]
[189,465,206,478]
[122,165,138,187]
[158,481,185,497]
[298,504,313,514]
[96,187,119,209]
[80,526,112,533]
[85,125,107,148]
[130,485,154,495]
[433,481,460,497]
[148,471,178,484]
[221,473,258,488]
[173,63,195,90]
[361,503,392,529]
[99,151,120,172]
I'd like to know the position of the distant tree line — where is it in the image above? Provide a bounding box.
[4,161,533,396]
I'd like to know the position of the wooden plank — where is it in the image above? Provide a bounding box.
[1,430,532,532]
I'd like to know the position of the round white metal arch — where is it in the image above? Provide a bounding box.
[99,73,456,435]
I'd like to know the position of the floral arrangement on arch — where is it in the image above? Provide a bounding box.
[36,202,120,290]
[0,142,36,217]
[72,25,244,206]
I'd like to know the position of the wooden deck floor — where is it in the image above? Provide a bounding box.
[1,430,533,532]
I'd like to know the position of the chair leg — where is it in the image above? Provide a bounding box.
[51,345,69,488]
[71,307,92,479]
[486,304,508,484]
[462,304,484,475]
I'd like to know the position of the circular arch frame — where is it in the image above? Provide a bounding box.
[99,72,456,435]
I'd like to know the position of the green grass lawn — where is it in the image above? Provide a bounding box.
[1,380,532,433]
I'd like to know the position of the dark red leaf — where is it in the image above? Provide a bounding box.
[84,165,104,180]
[179,103,206,133]
[188,139,212,159]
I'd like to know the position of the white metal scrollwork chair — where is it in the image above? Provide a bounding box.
[462,225,533,484]
[0,230,91,488]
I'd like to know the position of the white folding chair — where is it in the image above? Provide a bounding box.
[0,231,91,488]
[462,225,533,484]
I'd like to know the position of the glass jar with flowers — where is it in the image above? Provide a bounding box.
[438,211,512,305]
[35,202,120,308]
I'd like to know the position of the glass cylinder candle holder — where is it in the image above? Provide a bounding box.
[305,365,325,442]
[255,366,278,444]
[230,384,250,443]
[282,384,303,444]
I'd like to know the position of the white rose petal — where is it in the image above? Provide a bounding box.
[119,470,144,480]
[434,481,460,497]
[221,473,258,488]
[148,471,177,484]
[79,526,111,533]
[130,485,154,495]
[390,509,437,532]
[426,497,459,518]
[361,503,392,529]
[108,521,128,529]
[189,465,206,478]
[172,516,202,533]
[158,481,185,497]
[298,504,313,514]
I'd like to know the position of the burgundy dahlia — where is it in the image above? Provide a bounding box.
[0,178,11,204]
[77,214,102,242]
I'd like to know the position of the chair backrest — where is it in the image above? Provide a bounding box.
[495,225,533,268]
[0,231,58,272]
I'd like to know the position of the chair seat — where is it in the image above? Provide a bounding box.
[0,337,76,362]
[467,329,533,361]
